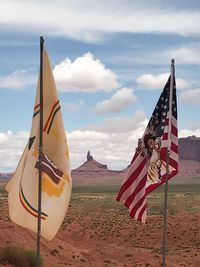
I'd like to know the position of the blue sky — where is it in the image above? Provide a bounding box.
[0,0,199,172]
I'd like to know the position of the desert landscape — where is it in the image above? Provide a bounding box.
[0,136,200,267]
[1,186,200,266]
[1,1,200,265]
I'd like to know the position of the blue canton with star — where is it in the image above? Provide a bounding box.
[147,75,177,138]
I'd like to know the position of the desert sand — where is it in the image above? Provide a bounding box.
[0,189,200,267]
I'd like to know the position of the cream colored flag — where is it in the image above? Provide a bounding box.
[5,47,72,241]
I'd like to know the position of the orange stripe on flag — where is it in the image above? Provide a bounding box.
[34,103,40,110]
[44,100,59,131]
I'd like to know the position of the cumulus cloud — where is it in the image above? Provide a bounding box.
[0,128,144,172]
[179,89,200,104]
[68,128,145,170]
[0,111,147,172]
[87,110,147,133]
[1,125,200,172]
[95,87,137,113]
[0,1,200,42]
[53,53,119,92]
[0,69,35,90]
[63,100,85,112]
[136,73,189,90]
[0,131,28,172]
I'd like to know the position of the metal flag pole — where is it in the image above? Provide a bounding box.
[36,36,44,267]
[162,59,175,267]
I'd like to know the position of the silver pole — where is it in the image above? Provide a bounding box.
[36,36,44,267]
[162,59,174,267]
[162,148,170,267]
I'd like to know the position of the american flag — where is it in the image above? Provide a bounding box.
[117,72,178,223]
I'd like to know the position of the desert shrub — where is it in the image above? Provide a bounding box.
[0,246,43,267]
[25,249,43,267]
[0,246,28,266]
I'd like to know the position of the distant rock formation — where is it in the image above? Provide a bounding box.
[179,136,200,162]
[80,150,108,171]
[1,136,200,185]
[72,151,116,181]
[86,150,93,162]
[72,137,200,184]
[77,159,108,172]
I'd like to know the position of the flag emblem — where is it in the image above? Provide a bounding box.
[34,153,70,197]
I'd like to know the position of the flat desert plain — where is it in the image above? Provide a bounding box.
[0,184,200,267]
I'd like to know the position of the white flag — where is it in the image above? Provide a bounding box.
[6,47,72,241]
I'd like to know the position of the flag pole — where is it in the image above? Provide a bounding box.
[36,36,44,267]
[162,59,175,267]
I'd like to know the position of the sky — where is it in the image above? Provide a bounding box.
[0,0,200,172]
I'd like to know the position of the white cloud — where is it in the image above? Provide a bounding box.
[0,128,143,172]
[0,1,200,42]
[0,111,147,172]
[164,44,200,64]
[188,122,200,131]
[0,131,28,172]
[179,89,200,104]
[0,69,35,90]
[87,110,147,133]
[53,53,119,92]
[107,42,200,66]
[68,128,145,170]
[136,73,190,90]
[179,129,200,138]
[1,125,200,172]
[95,87,137,113]
[63,100,85,112]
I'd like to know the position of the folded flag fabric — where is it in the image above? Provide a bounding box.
[6,47,72,241]
[117,72,178,223]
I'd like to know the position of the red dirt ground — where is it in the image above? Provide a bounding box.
[0,193,200,267]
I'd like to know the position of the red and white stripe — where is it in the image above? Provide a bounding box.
[117,112,178,223]
[147,112,178,194]
[116,153,148,222]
